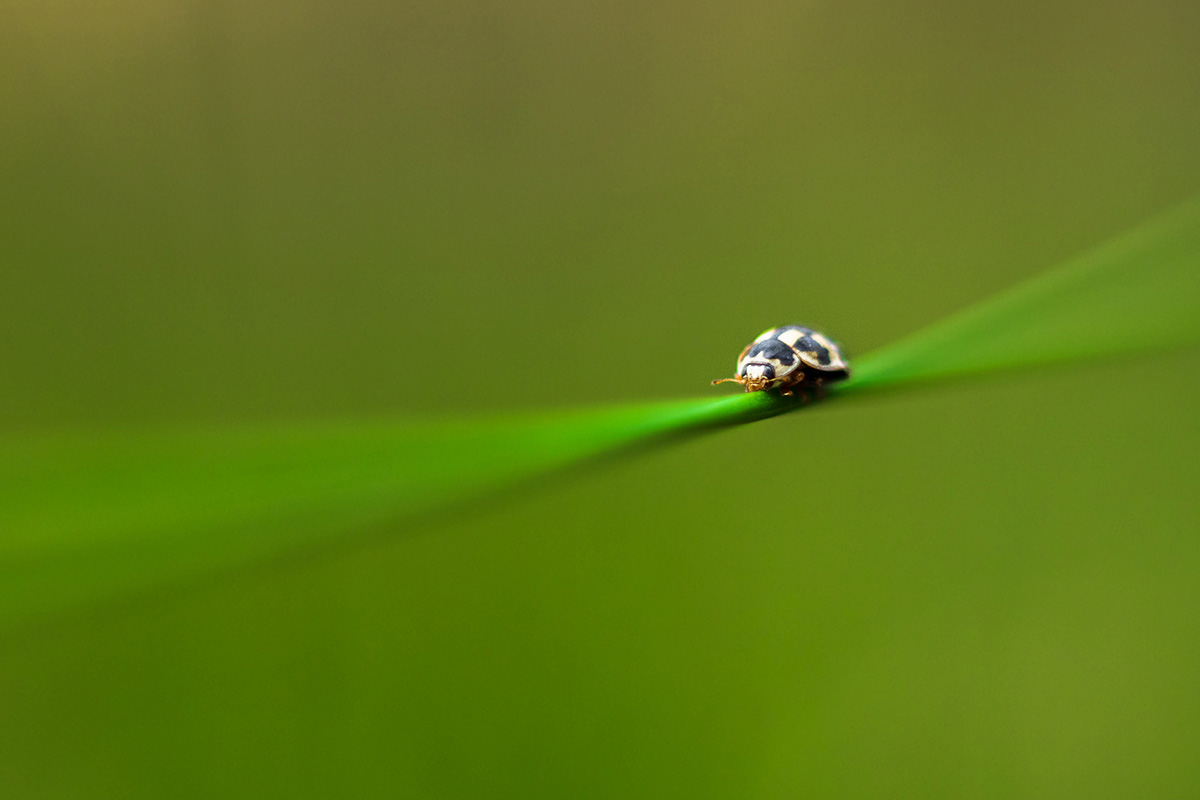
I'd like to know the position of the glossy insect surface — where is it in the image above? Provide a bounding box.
[712,325,850,396]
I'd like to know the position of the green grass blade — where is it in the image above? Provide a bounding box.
[3,197,1199,627]
[840,196,1200,394]
[0,396,783,626]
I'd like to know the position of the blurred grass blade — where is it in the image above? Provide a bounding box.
[841,197,1200,394]
[0,395,783,626]
[3,198,1200,628]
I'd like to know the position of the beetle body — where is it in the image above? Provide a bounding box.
[713,325,850,396]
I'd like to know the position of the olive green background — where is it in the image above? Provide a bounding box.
[3,1,1199,797]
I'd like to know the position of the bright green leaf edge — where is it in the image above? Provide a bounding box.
[3,196,1199,629]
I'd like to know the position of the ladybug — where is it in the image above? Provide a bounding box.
[712,325,850,396]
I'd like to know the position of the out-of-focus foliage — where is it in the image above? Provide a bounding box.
[3,0,1199,798]
[3,197,1198,630]
[0,395,772,625]
[846,196,1200,392]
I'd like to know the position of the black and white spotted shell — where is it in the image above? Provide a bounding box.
[737,325,848,380]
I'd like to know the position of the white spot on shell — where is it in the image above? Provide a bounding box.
[776,328,806,347]
[753,328,780,343]
[800,332,847,371]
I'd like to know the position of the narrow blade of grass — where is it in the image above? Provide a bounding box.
[0,395,782,627]
[3,197,1199,628]
[840,197,1200,394]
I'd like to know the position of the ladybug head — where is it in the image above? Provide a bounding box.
[713,337,798,393]
[739,362,776,392]
[711,361,776,393]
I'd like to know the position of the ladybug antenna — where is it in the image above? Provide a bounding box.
[711,377,745,386]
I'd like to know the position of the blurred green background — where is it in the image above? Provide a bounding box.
[3,0,1199,797]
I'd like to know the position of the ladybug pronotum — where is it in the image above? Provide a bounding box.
[713,324,850,396]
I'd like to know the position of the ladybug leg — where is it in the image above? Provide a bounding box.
[777,375,804,398]
[778,370,806,398]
